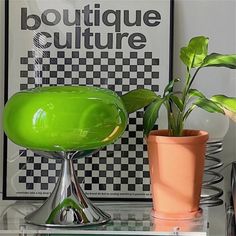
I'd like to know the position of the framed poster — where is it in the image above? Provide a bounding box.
[3,0,174,200]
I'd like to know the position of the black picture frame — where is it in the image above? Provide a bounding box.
[3,0,174,200]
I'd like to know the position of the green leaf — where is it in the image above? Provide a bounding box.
[180,47,194,69]
[144,98,164,136]
[120,89,158,114]
[180,36,209,68]
[211,95,236,112]
[189,89,206,99]
[211,95,236,122]
[163,79,180,95]
[183,104,196,121]
[194,97,224,114]
[170,94,184,111]
[202,53,236,69]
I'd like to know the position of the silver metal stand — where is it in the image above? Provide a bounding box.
[25,151,111,227]
[201,141,224,206]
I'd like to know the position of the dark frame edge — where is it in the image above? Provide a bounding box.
[169,0,174,83]
[3,0,9,201]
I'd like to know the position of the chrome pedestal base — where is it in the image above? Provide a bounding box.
[25,151,111,227]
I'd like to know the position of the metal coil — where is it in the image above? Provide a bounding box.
[200,141,224,207]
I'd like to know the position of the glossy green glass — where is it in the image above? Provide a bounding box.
[3,86,128,151]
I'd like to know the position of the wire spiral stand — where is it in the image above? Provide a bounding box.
[200,141,224,207]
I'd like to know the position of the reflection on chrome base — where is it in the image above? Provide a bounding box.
[25,151,111,227]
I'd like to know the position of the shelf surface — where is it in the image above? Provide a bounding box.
[0,200,209,235]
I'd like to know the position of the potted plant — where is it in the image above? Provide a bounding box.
[120,36,236,219]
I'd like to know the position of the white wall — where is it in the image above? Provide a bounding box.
[173,2,236,234]
[173,0,236,165]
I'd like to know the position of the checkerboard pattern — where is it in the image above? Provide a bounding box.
[18,150,62,191]
[17,49,160,198]
[106,208,152,231]
[19,50,159,92]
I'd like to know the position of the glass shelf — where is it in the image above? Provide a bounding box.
[0,200,208,235]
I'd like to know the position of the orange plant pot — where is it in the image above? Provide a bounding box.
[147,130,209,220]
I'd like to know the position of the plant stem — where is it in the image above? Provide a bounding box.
[172,70,191,136]
[174,67,202,136]
[188,67,201,91]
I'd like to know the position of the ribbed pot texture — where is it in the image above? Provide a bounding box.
[147,130,209,219]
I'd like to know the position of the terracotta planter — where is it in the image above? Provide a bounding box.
[147,130,209,219]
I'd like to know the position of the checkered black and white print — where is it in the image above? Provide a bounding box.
[17,49,161,198]
[19,50,159,92]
